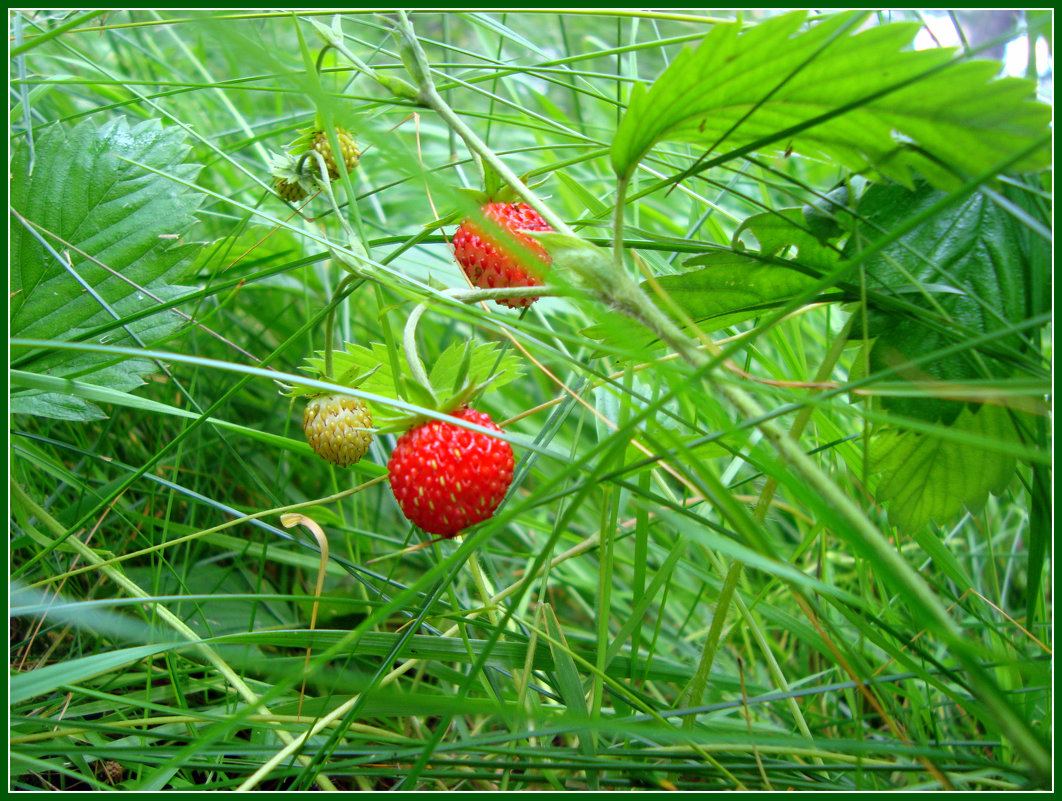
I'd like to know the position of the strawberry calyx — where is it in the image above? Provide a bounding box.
[267,151,317,201]
[268,122,360,198]
[277,354,381,403]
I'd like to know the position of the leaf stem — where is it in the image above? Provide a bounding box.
[402,301,433,393]
[393,11,574,238]
[323,273,360,380]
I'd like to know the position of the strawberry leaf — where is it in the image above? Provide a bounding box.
[850,176,1049,532]
[611,10,1051,188]
[845,178,1038,425]
[429,340,524,403]
[583,206,841,348]
[10,117,203,420]
[868,404,1025,532]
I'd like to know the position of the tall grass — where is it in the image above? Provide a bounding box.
[10,9,1051,791]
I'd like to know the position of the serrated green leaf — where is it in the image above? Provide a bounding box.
[611,10,1051,188]
[659,251,823,329]
[428,340,523,401]
[845,179,1040,424]
[868,403,1024,532]
[584,204,847,352]
[288,341,397,407]
[10,117,202,420]
[731,206,841,270]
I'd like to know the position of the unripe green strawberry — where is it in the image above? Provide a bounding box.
[452,202,553,308]
[311,127,360,181]
[387,407,515,538]
[274,176,308,202]
[303,395,373,467]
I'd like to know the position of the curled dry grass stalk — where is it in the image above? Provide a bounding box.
[9,8,1052,792]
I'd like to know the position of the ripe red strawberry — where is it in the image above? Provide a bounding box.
[303,395,373,467]
[387,407,515,538]
[452,202,553,308]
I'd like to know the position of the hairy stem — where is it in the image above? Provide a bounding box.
[394,11,574,238]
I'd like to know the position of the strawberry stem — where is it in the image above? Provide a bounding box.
[402,301,434,396]
[393,17,978,692]
[323,273,361,379]
[393,11,574,239]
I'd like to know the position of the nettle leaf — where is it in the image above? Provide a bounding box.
[10,117,202,420]
[611,10,1051,188]
[846,179,1032,425]
[869,404,1024,532]
[730,206,842,270]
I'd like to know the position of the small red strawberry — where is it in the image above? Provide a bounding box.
[387,407,515,538]
[303,394,374,467]
[452,202,553,308]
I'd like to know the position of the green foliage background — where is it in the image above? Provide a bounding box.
[9,9,1052,791]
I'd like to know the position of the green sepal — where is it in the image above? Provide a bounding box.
[481,159,505,200]
[282,338,523,434]
[278,341,397,413]
[432,175,554,227]
[266,150,317,195]
[376,73,423,103]
[400,374,438,410]
[284,126,318,157]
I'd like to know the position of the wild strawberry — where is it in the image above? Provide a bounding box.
[452,202,553,308]
[311,127,360,181]
[273,176,308,203]
[303,395,373,467]
[387,407,515,538]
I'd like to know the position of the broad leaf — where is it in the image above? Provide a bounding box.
[868,404,1024,532]
[849,178,1050,532]
[612,10,1051,188]
[584,206,840,348]
[846,179,1036,424]
[10,117,202,420]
